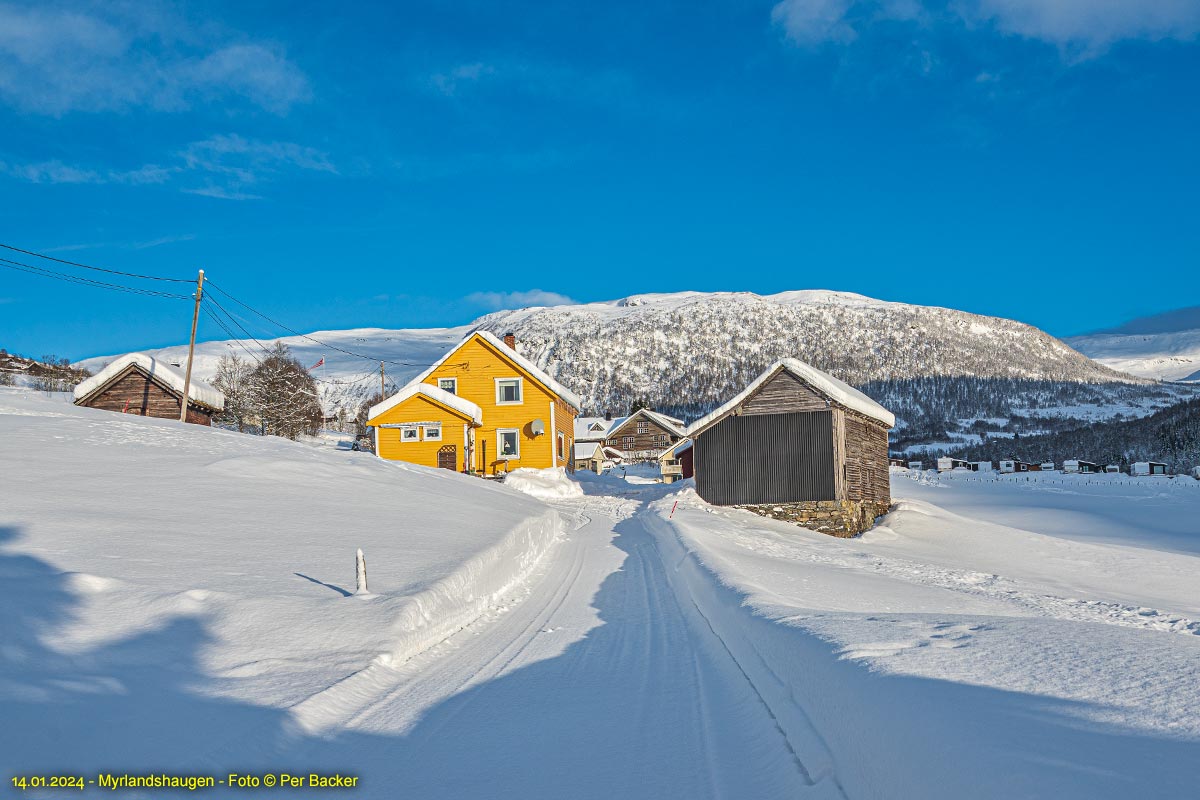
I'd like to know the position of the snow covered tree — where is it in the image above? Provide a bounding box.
[212,354,256,432]
[249,342,323,440]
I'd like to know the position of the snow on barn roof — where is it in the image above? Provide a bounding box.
[73,353,225,411]
[405,330,583,412]
[574,417,614,439]
[367,382,483,425]
[686,358,894,437]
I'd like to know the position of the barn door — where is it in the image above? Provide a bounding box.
[437,444,457,471]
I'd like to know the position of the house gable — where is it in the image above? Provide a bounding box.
[740,371,830,416]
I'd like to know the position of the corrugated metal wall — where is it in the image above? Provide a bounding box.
[694,411,835,505]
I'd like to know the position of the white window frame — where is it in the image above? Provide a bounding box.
[557,431,565,460]
[494,377,524,406]
[422,424,442,441]
[636,421,650,434]
[400,425,419,442]
[437,377,458,395]
[497,428,520,459]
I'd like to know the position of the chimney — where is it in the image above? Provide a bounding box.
[605,409,612,420]
[503,332,516,350]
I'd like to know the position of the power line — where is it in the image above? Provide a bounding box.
[0,256,192,299]
[204,293,275,358]
[204,278,446,368]
[0,242,194,283]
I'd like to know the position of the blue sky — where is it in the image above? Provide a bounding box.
[1,0,1197,359]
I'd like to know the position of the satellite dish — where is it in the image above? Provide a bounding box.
[530,419,546,436]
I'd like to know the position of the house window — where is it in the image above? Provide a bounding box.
[589,422,604,432]
[637,421,650,434]
[423,425,442,441]
[498,429,520,459]
[622,436,635,447]
[655,434,668,446]
[495,378,523,405]
[438,378,457,395]
[557,432,565,459]
[400,425,419,442]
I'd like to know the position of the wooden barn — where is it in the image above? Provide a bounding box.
[73,353,224,426]
[600,408,686,461]
[686,359,894,535]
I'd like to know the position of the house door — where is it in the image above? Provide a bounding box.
[437,444,457,471]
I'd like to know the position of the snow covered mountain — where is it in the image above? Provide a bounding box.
[1066,306,1200,382]
[78,290,1197,445]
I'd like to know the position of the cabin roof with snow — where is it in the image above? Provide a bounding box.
[604,408,687,439]
[73,353,225,411]
[574,417,615,440]
[687,358,894,438]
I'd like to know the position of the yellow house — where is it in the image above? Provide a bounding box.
[366,331,582,475]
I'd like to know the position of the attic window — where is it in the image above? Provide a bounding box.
[438,378,457,395]
[496,378,523,405]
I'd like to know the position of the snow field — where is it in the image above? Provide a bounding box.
[645,483,1200,799]
[0,389,568,776]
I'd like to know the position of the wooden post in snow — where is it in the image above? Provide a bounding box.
[355,548,368,594]
[179,269,205,423]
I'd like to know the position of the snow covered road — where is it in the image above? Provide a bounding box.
[270,491,841,799]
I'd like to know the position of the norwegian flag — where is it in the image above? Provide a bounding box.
[309,357,325,371]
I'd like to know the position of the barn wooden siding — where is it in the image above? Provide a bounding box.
[605,415,679,454]
[693,411,835,505]
[740,372,830,415]
[842,412,890,502]
[78,365,214,425]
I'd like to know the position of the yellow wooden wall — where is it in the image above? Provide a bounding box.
[372,394,472,468]
[422,336,576,474]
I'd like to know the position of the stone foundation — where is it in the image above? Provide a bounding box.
[734,499,893,537]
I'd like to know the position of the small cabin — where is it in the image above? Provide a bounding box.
[999,459,1030,474]
[1131,461,1168,477]
[1191,466,1200,480]
[1039,461,1055,471]
[1104,464,1122,474]
[888,457,907,468]
[658,439,694,484]
[937,457,971,471]
[687,359,894,535]
[971,461,994,472]
[907,460,924,471]
[1063,460,1100,474]
[73,353,224,426]
[573,441,607,474]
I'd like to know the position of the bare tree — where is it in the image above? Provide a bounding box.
[249,342,323,439]
[211,354,256,432]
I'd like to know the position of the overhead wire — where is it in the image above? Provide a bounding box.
[0,257,192,299]
[0,242,194,283]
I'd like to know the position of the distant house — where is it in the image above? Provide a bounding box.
[1191,466,1200,480]
[658,439,693,483]
[972,461,994,472]
[888,457,907,468]
[1063,459,1100,474]
[686,359,894,534]
[72,353,224,426]
[1104,464,1122,474]
[573,441,610,474]
[936,457,971,471]
[1039,461,1056,471]
[366,331,581,474]
[999,459,1030,474]
[599,409,686,461]
[574,416,615,443]
[907,460,924,471]
[1131,461,1167,477]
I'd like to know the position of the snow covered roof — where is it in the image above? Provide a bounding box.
[657,438,693,462]
[405,330,583,412]
[573,441,601,459]
[367,382,484,425]
[686,358,894,437]
[606,408,687,438]
[73,353,225,411]
[574,416,615,439]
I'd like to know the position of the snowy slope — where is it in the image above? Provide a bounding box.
[0,389,566,776]
[1066,329,1200,381]
[647,471,1200,798]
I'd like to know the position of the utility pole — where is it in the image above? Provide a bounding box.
[179,269,205,423]
[380,361,386,399]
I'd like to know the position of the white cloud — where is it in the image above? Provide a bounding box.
[772,0,859,46]
[961,0,1200,52]
[772,0,1200,53]
[429,62,496,96]
[0,3,310,115]
[465,290,578,311]
[1,134,336,199]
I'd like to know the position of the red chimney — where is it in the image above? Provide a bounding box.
[503,332,516,350]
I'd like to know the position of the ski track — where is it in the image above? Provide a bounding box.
[218,492,839,799]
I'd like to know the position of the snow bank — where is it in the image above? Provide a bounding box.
[645,486,1200,798]
[503,467,584,501]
